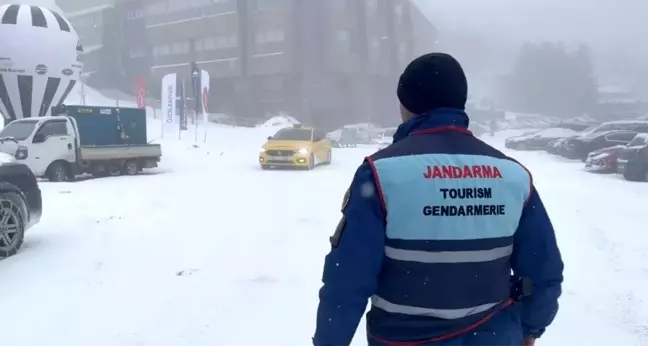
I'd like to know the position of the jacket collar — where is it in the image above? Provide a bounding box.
[392,108,470,143]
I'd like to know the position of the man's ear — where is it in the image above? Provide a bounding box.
[400,103,414,122]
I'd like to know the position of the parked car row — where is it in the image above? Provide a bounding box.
[325,120,493,150]
[505,119,648,182]
[587,133,648,181]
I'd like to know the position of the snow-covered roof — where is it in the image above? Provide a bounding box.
[257,115,299,128]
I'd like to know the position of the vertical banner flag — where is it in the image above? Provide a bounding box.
[200,70,210,123]
[200,70,210,142]
[161,73,177,135]
[136,77,146,109]
[179,79,188,131]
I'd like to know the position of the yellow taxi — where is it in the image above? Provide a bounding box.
[259,124,333,170]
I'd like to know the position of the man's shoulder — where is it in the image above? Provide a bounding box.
[370,133,509,161]
[469,136,509,158]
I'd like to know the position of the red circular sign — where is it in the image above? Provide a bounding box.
[202,87,209,112]
[137,89,145,108]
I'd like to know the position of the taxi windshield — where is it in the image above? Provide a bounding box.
[271,128,312,141]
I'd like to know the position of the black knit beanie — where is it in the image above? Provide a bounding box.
[397,53,468,114]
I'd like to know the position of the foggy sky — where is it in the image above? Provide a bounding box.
[10,0,647,57]
[415,0,647,55]
[5,0,646,89]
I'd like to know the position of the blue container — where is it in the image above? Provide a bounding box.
[53,105,148,146]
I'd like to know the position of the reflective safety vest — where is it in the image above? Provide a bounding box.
[365,126,531,341]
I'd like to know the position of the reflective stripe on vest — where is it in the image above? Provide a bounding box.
[371,296,503,320]
[385,244,513,263]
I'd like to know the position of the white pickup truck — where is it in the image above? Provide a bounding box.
[0,116,161,181]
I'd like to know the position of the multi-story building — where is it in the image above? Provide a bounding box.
[58,0,437,127]
[56,0,115,79]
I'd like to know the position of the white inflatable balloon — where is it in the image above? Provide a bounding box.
[0,4,81,121]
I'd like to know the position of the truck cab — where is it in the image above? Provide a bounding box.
[0,116,76,178]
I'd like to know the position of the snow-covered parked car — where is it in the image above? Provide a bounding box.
[561,130,643,161]
[343,123,383,143]
[376,127,396,148]
[617,133,648,181]
[557,120,648,160]
[0,157,42,259]
[326,125,376,148]
[585,144,628,173]
[505,127,581,150]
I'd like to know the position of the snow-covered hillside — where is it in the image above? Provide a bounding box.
[0,89,646,345]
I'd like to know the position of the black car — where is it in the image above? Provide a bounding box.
[559,130,644,161]
[504,127,583,150]
[617,134,648,181]
[0,161,42,259]
[557,121,648,160]
[554,121,595,132]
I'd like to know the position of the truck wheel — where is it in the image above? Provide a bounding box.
[122,160,139,175]
[0,192,26,259]
[108,165,122,176]
[47,161,69,182]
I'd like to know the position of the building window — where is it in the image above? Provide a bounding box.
[216,36,227,48]
[331,0,348,9]
[335,29,351,53]
[268,29,284,42]
[152,44,170,56]
[171,41,190,54]
[203,37,216,50]
[196,36,236,51]
[255,29,285,44]
[168,0,189,12]
[398,42,408,63]
[190,0,211,7]
[262,76,283,90]
[129,48,146,58]
[369,37,380,59]
[395,4,404,24]
[254,0,281,10]
[126,8,144,19]
[92,13,103,28]
[146,2,167,16]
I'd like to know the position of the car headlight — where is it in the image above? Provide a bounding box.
[296,148,308,155]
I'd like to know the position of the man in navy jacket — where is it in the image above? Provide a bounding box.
[313,53,564,346]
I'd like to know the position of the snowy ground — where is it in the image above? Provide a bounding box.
[0,100,647,345]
